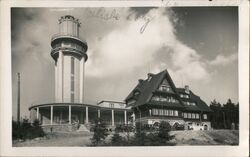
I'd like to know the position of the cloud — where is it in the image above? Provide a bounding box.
[85,8,210,83]
[208,53,237,66]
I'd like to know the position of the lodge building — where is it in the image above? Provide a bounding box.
[28,15,212,132]
[125,70,212,130]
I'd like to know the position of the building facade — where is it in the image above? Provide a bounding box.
[125,70,212,130]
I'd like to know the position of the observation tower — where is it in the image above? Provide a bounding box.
[51,15,88,103]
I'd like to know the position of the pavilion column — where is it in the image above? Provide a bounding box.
[69,105,71,124]
[98,109,100,118]
[50,106,53,125]
[85,106,89,124]
[111,109,114,126]
[60,110,62,124]
[124,110,127,125]
[36,107,39,120]
[80,110,83,124]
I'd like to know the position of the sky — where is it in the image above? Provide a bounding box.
[11,7,238,119]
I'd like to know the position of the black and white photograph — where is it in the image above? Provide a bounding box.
[0,0,249,157]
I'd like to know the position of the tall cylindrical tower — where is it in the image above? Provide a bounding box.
[51,15,88,103]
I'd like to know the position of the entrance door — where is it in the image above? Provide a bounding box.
[72,115,79,123]
[204,124,208,130]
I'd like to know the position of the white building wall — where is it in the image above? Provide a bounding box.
[98,101,127,109]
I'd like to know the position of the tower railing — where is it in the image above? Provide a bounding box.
[51,33,87,44]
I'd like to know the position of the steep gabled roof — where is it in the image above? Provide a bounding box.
[125,70,179,107]
[176,88,212,112]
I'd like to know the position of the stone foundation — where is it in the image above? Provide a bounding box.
[41,124,79,132]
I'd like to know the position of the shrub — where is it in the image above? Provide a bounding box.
[111,131,125,146]
[90,118,109,146]
[157,121,174,145]
[12,119,45,141]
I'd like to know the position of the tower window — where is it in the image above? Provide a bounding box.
[71,92,74,103]
[71,57,75,75]
[70,57,75,103]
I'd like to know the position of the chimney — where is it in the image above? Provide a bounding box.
[147,73,153,81]
[184,85,190,94]
[147,73,153,78]
[138,79,143,83]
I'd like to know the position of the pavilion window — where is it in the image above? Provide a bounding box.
[109,103,114,108]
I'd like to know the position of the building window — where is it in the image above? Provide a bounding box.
[134,91,140,96]
[190,102,194,106]
[159,109,163,116]
[188,113,191,119]
[169,110,173,116]
[192,113,196,119]
[180,94,189,98]
[174,110,178,116]
[164,110,168,116]
[159,85,172,92]
[109,103,114,108]
[71,92,74,103]
[184,113,187,118]
[70,57,75,103]
[151,109,180,117]
[152,109,158,115]
[196,113,199,119]
[203,114,207,120]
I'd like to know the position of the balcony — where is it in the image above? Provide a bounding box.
[51,33,87,46]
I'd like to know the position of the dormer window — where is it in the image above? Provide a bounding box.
[134,91,140,96]
[184,85,190,94]
[159,85,171,92]
[180,94,189,98]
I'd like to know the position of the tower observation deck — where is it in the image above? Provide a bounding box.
[51,15,88,103]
